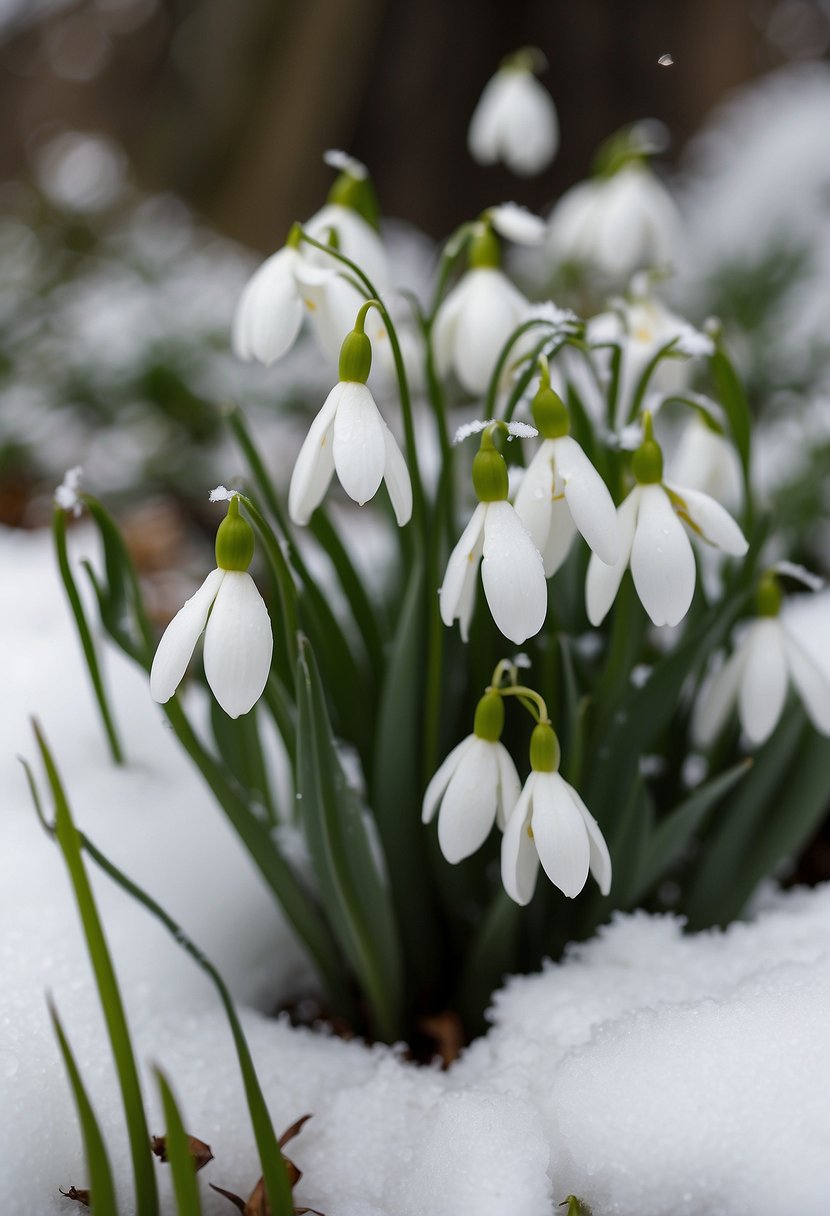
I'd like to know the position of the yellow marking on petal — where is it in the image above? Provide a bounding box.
[304,298,317,312]
[526,824,534,840]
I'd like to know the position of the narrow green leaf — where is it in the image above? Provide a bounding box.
[297,639,404,1040]
[455,890,522,1038]
[32,723,159,1216]
[309,507,385,680]
[81,496,154,666]
[155,1070,203,1216]
[49,1001,119,1216]
[709,344,752,512]
[53,507,124,764]
[632,759,752,903]
[684,709,804,928]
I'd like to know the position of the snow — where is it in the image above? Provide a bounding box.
[3,529,830,1215]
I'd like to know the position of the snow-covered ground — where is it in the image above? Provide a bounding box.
[3,524,830,1215]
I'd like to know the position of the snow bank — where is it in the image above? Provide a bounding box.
[2,525,830,1215]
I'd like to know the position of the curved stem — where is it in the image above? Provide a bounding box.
[484,319,566,420]
[498,684,550,723]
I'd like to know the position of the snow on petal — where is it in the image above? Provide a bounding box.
[150,568,226,704]
[438,738,501,863]
[738,618,789,745]
[586,486,641,626]
[481,501,547,644]
[332,382,386,505]
[202,571,273,719]
[630,484,696,627]
[500,775,539,905]
[288,384,341,525]
[530,772,591,899]
[422,734,477,824]
[667,484,748,556]
[554,435,620,565]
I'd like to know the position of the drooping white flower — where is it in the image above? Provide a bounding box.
[585,418,748,627]
[513,376,619,576]
[232,242,306,366]
[433,210,543,396]
[468,51,559,176]
[668,412,742,508]
[440,424,546,644]
[693,577,830,747]
[548,160,682,282]
[422,691,521,863]
[288,314,411,526]
[150,498,272,719]
[501,722,611,902]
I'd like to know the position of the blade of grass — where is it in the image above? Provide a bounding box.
[48,1000,120,1216]
[31,724,158,1216]
[154,1070,203,1216]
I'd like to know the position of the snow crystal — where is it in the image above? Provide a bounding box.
[323,149,368,179]
[208,485,242,503]
[54,466,84,516]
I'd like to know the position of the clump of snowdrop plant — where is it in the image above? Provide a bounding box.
[51,115,830,1066]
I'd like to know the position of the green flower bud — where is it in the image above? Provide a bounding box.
[531,386,570,439]
[285,222,303,250]
[469,222,501,270]
[473,690,505,742]
[215,497,254,572]
[327,171,380,231]
[529,722,560,773]
[339,329,372,383]
[631,412,664,484]
[755,571,782,618]
[472,428,509,502]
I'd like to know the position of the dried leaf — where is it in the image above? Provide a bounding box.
[417,1011,465,1068]
[151,1132,214,1171]
[278,1113,312,1149]
[209,1182,247,1213]
[59,1186,90,1207]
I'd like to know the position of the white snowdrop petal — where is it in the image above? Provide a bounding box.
[203,571,273,719]
[422,734,477,824]
[586,486,641,626]
[555,435,620,565]
[488,203,547,245]
[468,72,510,165]
[494,741,523,831]
[667,484,748,556]
[300,271,365,365]
[452,270,527,395]
[567,783,613,897]
[541,498,578,578]
[232,247,304,365]
[440,503,487,634]
[783,632,830,736]
[692,644,749,748]
[332,382,387,505]
[738,618,789,745]
[530,772,591,899]
[630,484,696,627]
[150,568,226,705]
[304,204,388,288]
[481,501,547,644]
[547,179,602,262]
[513,442,557,556]
[501,74,559,175]
[288,385,341,525]
[438,739,501,863]
[432,278,469,378]
[380,422,413,526]
[500,774,540,905]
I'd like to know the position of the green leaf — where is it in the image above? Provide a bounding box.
[53,507,124,764]
[296,639,404,1040]
[49,1001,119,1216]
[309,507,385,681]
[684,709,804,928]
[455,890,522,1038]
[81,496,154,667]
[155,1070,203,1216]
[632,758,752,904]
[31,724,159,1216]
[709,343,752,512]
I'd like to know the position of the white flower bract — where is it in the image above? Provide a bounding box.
[288,381,412,526]
[439,500,547,644]
[513,435,620,577]
[433,268,528,395]
[468,67,559,176]
[693,617,830,746]
[501,770,612,902]
[421,734,522,863]
[586,480,748,628]
[150,568,273,719]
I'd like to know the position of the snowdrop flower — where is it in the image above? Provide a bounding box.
[548,127,682,282]
[586,415,748,627]
[440,422,547,644]
[232,153,388,367]
[514,368,619,576]
[433,209,542,395]
[150,497,273,719]
[693,574,830,747]
[502,721,611,902]
[288,303,412,526]
[668,411,742,509]
[468,48,559,176]
[422,691,521,862]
